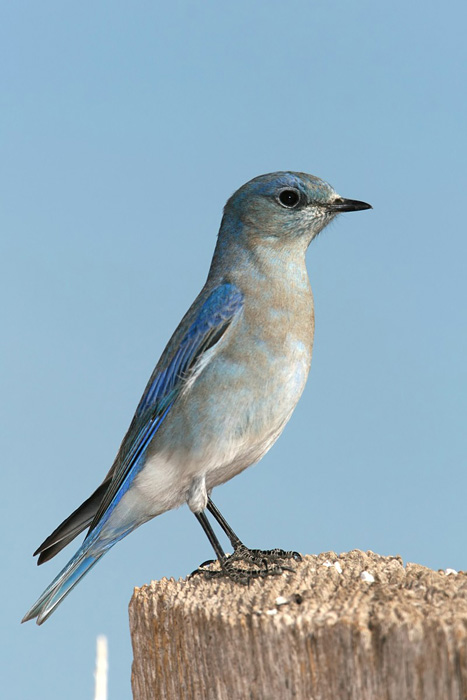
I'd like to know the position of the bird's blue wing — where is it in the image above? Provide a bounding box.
[87,283,244,533]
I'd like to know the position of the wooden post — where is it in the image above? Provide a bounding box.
[129,550,467,699]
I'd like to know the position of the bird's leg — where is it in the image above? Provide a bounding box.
[192,510,244,578]
[194,511,227,562]
[207,497,301,564]
[206,497,242,549]
[192,498,301,584]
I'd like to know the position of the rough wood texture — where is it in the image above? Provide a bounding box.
[129,550,467,700]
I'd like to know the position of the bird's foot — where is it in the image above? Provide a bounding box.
[192,545,301,585]
[230,544,302,567]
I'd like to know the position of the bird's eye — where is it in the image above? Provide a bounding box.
[278,189,301,208]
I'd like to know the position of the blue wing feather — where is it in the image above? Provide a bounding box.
[87,283,244,533]
[136,283,243,415]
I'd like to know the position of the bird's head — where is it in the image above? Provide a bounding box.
[221,171,371,246]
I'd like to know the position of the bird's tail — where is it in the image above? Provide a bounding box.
[22,538,106,625]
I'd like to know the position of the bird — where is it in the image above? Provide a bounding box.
[23,171,371,625]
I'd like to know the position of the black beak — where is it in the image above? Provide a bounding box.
[325,198,372,213]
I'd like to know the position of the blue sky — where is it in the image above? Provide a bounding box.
[2,2,466,698]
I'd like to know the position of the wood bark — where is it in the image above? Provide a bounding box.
[129,550,467,699]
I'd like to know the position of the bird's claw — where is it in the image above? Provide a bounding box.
[191,545,301,584]
[231,544,302,566]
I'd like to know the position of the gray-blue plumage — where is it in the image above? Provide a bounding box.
[23,171,371,624]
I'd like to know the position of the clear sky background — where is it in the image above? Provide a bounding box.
[2,2,466,698]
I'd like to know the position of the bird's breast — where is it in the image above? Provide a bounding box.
[144,267,315,491]
[200,276,312,438]
[237,281,314,420]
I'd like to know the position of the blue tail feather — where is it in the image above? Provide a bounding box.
[22,541,106,625]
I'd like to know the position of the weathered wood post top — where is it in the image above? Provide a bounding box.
[130,550,467,700]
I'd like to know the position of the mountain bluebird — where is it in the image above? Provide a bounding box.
[23,171,371,624]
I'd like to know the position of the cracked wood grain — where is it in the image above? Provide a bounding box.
[129,550,467,700]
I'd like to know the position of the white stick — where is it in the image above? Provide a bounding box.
[94,635,108,700]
